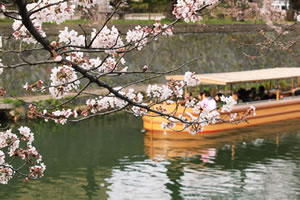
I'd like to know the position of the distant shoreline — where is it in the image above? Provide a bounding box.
[1,24,299,36]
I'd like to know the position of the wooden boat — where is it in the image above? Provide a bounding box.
[143,67,300,135]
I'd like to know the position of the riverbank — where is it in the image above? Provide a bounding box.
[0,84,154,121]
[1,23,300,36]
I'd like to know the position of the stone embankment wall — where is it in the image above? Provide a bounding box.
[0,24,300,96]
[2,23,298,36]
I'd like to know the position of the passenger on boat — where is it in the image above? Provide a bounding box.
[294,89,300,96]
[214,93,222,101]
[232,92,242,104]
[248,87,257,101]
[198,92,204,101]
[199,91,217,111]
[267,92,276,99]
[237,88,249,102]
[256,86,268,100]
[214,93,224,107]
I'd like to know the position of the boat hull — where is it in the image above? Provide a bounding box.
[142,97,300,135]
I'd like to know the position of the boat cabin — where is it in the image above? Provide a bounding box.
[166,67,300,103]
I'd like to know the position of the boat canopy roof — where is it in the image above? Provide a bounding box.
[165,67,300,85]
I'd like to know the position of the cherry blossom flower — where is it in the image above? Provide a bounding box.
[12,20,46,44]
[54,55,62,62]
[0,127,44,184]
[143,65,148,71]
[230,113,238,122]
[91,26,124,54]
[250,105,256,116]
[58,27,85,46]
[0,4,5,12]
[220,95,237,113]
[99,57,117,73]
[23,80,45,92]
[0,150,4,165]
[131,106,146,116]
[173,0,218,23]
[147,85,162,99]
[8,139,19,157]
[49,65,80,99]
[184,71,200,86]
[126,26,149,51]
[152,22,174,37]
[29,163,46,179]
[27,0,75,25]
[86,96,127,114]
[18,126,34,145]
[161,122,169,129]
[0,165,14,184]
[161,121,176,130]
[72,0,106,9]
[162,24,174,37]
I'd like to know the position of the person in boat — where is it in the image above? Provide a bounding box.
[214,93,222,101]
[267,91,276,99]
[294,89,300,96]
[237,88,248,102]
[248,87,257,101]
[214,93,224,107]
[256,86,268,100]
[198,92,204,101]
[199,90,217,111]
[232,92,242,104]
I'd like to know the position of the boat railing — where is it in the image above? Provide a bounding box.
[233,95,300,112]
[236,89,300,106]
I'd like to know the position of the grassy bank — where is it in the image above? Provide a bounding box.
[0,18,13,24]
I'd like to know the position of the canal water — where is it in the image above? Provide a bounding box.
[0,114,300,200]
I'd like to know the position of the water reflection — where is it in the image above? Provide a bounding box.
[178,158,300,199]
[144,119,300,161]
[106,159,172,199]
[141,120,300,199]
[0,116,299,199]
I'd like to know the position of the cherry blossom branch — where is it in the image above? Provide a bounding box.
[15,0,51,52]
[70,105,129,122]
[1,60,59,69]
[118,58,200,90]
[45,81,92,110]
[87,0,122,48]
[29,0,68,16]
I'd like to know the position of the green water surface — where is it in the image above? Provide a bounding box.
[0,114,300,200]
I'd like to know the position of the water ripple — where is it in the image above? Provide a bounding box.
[105,159,172,200]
